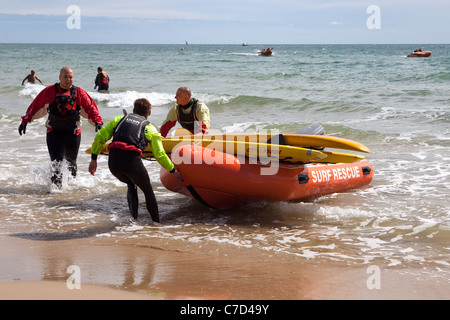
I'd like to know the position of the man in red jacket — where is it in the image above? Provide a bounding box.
[19,66,103,189]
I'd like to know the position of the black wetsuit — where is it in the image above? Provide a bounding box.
[47,130,81,187]
[95,73,109,91]
[47,85,81,187]
[107,113,159,222]
[108,149,159,222]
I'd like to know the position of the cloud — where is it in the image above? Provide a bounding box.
[1,1,449,44]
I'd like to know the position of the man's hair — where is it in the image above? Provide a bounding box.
[133,98,151,117]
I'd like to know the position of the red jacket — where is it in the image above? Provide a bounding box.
[21,84,103,135]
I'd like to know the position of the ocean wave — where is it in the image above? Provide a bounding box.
[0,85,22,96]
[402,89,434,97]
[226,95,287,106]
[18,83,45,99]
[424,72,450,81]
[17,84,233,110]
[230,52,259,57]
[89,90,174,108]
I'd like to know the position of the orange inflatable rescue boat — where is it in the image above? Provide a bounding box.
[407,51,431,57]
[161,144,373,209]
[259,48,273,56]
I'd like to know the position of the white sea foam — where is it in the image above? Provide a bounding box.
[19,83,45,99]
[89,90,174,108]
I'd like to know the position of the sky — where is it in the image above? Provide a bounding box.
[1,0,449,44]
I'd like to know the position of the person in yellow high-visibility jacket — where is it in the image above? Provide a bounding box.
[89,98,180,224]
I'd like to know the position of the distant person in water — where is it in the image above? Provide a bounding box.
[94,67,109,91]
[22,70,43,85]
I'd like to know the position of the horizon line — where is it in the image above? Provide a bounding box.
[0,42,448,45]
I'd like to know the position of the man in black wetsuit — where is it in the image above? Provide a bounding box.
[89,98,180,224]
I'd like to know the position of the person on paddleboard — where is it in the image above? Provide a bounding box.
[18,67,103,189]
[94,67,109,91]
[160,86,210,137]
[89,98,181,224]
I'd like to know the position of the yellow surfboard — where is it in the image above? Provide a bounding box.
[173,129,370,153]
[86,137,366,164]
[87,138,327,163]
[314,150,365,163]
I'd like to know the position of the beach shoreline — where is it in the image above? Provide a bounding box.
[1,43,449,301]
[1,234,448,300]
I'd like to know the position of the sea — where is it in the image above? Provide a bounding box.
[0,44,449,285]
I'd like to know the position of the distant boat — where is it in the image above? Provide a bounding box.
[407,50,431,58]
[259,48,273,56]
[242,42,249,46]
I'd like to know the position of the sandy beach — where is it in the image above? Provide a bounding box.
[1,233,448,300]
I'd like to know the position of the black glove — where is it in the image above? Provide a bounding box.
[18,123,27,136]
[95,123,102,132]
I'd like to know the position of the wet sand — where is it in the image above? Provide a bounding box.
[1,234,448,300]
